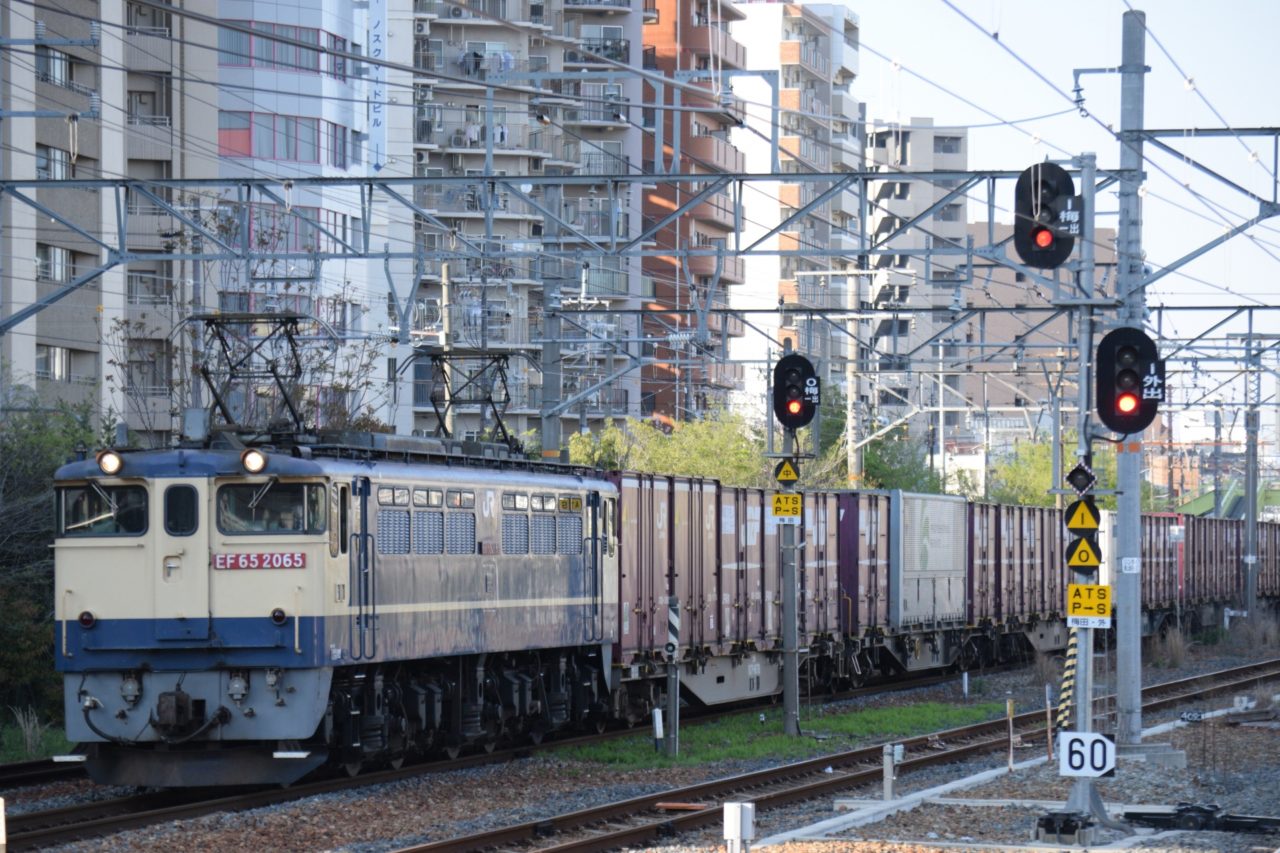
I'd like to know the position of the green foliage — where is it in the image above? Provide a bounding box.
[0,397,98,717]
[1,711,72,761]
[568,411,771,486]
[986,436,1145,510]
[555,701,1002,769]
[861,430,944,493]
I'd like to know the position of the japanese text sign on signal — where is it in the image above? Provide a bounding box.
[1067,583,1111,628]
[771,493,801,525]
[1066,536,1101,570]
[1064,498,1100,533]
[774,459,800,484]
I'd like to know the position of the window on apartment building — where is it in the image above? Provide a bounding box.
[35,145,71,180]
[35,47,70,86]
[222,21,328,72]
[893,182,909,200]
[36,244,70,281]
[937,203,962,222]
[36,344,71,381]
[328,34,348,79]
[219,23,250,65]
[934,135,962,155]
[328,122,348,168]
[219,112,251,156]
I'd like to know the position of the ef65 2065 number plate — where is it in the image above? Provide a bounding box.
[213,552,307,570]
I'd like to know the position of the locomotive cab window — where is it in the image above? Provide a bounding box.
[60,484,148,537]
[164,485,198,536]
[217,483,327,534]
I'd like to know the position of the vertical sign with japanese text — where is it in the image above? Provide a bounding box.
[368,0,387,171]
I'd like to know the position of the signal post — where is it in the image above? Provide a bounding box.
[769,344,819,737]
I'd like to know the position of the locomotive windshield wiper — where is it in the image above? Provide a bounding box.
[247,477,278,510]
[90,481,118,519]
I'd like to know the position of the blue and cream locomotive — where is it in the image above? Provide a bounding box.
[55,434,618,786]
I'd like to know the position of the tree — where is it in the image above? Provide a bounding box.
[986,437,1159,510]
[568,411,771,486]
[0,392,99,715]
[861,429,945,493]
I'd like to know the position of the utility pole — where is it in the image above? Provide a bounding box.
[1244,325,1260,620]
[1114,7,1148,749]
[540,185,564,460]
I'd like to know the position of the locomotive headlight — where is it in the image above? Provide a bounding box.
[228,672,249,703]
[240,448,268,474]
[120,674,141,706]
[96,450,123,475]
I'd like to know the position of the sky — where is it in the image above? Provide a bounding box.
[834,0,1280,439]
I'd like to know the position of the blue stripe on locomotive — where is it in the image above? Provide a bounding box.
[57,616,327,670]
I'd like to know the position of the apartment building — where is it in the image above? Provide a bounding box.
[1,1,218,442]
[640,0,749,424]
[731,1,862,406]
[863,118,969,445]
[397,0,644,443]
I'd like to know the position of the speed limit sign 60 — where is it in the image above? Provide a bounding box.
[1057,732,1115,777]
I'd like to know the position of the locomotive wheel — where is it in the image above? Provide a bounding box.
[388,754,405,770]
[444,743,462,760]
[343,760,363,777]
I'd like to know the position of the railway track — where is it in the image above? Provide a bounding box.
[6,660,1264,850]
[0,758,84,789]
[393,658,1280,853]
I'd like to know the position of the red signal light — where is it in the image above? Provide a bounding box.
[1033,226,1054,249]
[1116,392,1139,415]
[786,399,803,416]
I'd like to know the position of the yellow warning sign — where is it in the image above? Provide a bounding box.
[1064,499,1100,532]
[1066,536,1102,568]
[774,459,800,483]
[1067,583,1111,618]
[771,493,802,517]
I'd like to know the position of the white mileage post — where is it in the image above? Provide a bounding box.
[771,493,801,525]
[1066,583,1111,629]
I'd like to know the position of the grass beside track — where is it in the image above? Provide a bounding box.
[554,700,1005,769]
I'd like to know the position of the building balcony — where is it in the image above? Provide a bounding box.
[124,26,172,72]
[688,252,744,284]
[704,361,744,390]
[643,0,658,23]
[830,230,861,253]
[416,186,539,219]
[416,0,537,23]
[126,115,174,160]
[780,40,829,78]
[687,81,747,125]
[561,103,628,127]
[685,24,747,70]
[563,0,632,13]
[565,37,629,65]
[833,90,859,124]
[686,133,744,173]
[692,192,735,229]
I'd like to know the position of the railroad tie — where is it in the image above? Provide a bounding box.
[1055,628,1079,733]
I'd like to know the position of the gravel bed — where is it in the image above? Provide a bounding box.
[14,646,1280,852]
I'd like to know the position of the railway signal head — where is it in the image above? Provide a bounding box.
[1096,327,1164,434]
[1014,162,1080,269]
[773,353,819,431]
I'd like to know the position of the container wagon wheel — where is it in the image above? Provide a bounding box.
[343,760,363,777]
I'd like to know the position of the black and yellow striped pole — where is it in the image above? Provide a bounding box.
[1055,627,1079,734]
